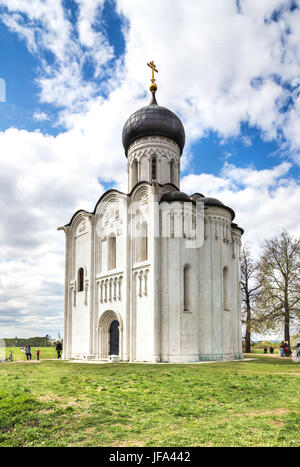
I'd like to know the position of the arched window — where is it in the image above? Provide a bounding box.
[184,264,191,311]
[78,268,84,292]
[107,234,116,270]
[139,222,148,262]
[152,156,157,180]
[223,266,229,311]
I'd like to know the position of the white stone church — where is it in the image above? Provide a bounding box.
[58,67,244,362]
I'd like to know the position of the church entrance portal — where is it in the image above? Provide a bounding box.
[98,310,122,359]
[109,320,119,355]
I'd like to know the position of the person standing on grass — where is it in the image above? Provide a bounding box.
[280,342,285,357]
[284,343,290,356]
[36,349,40,360]
[269,346,274,354]
[56,341,62,359]
[25,344,32,360]
[264,346,267,354]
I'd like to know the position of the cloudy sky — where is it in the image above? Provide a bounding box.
[0,0,300,339]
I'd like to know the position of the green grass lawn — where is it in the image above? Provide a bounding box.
[0,355,299,447]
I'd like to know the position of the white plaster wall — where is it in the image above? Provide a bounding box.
[160,156,169,185]
[63,161,243,363]
[159,203,242,362]
[198,221,213,358]
[72,293,90,356]
[160,225,201,362]
[180,241,200,360]
[135,268,154,361]
[71,224,91,357]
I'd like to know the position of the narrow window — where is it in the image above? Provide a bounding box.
[170,210,174,238]
[108,234,116,270]
[132,160,138,186]
[139,222,148,262]
[170,159,175,184]
[152,156,157,180]
[184,265,191,311]
[223,266,229,311]
[78,268,84,292]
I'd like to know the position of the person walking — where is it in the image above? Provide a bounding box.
[56,341,63,359]
[280,342,285,357]
[264,346,267,354]
[269,346,274,354]
[25,344,32,360]
[36,349,40,360]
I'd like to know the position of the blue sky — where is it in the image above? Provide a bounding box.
[0,9,296,175]
[0,0,300,339]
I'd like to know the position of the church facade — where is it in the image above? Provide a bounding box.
[59,69,244,362]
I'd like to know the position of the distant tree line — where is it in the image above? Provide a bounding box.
[241,231,300,353]
[3,337,56,347]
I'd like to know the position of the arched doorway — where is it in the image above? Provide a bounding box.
[109,320,119,355]
[97,310,123,359]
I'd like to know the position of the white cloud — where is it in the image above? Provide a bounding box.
[33,111,50,121]
[240,136,252,147]
[181,162,300,257]
[0,0,300,337]
[0,0,114,113]
[182,173,231,195]
[221,161,292,187]
[114,0,300,160]
[1,12,38,52]
[76,0,113,78]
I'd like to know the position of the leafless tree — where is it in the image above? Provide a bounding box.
[255,231,300,350]
[241,244,261,353]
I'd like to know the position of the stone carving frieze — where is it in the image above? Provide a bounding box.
[128,135,180,165]
[100,203,123,237]
[75,218,90,237]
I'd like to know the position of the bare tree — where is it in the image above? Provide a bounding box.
[241,244,261,353]
[255,231,300,350]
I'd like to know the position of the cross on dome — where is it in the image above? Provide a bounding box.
[147,60,158,93]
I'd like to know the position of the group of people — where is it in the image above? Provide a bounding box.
[25,345,40,360]
[279,341,291,357]
[24,341,63,360]
[263,342,291,356]
[263,346,274,354]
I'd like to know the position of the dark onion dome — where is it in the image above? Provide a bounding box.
[190,193,205,199]
[196,196,235,220]
[231,222,244,234]
[122,93,185,156]
[160,191,194,203]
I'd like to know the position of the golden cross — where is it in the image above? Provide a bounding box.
[147,60,158,93]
